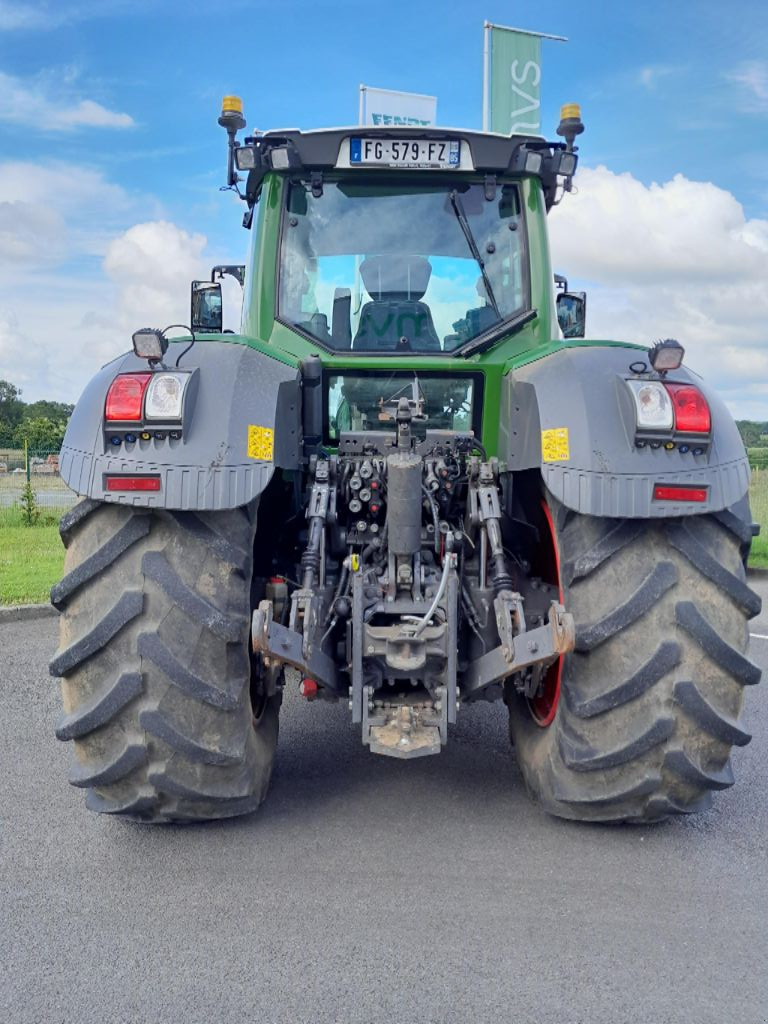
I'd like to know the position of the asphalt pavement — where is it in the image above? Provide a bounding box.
[2,584,768,1024]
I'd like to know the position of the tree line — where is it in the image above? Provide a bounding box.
[736,421,768,448]
[0,379,74,452]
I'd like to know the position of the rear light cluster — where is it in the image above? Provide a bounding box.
[105,373,151,421]
[104,371,190,446]
[625,379,711,452]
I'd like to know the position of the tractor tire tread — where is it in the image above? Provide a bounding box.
[50,499,277,823]
[507,496,761,822]
[55,671,143,741]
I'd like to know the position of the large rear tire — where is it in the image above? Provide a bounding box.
[507,494,761,823]
[50,498,279,823]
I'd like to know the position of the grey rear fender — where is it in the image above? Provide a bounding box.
[499,345,750,519]
[60,341,299,510]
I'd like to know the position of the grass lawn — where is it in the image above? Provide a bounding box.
[749,469,768,569]
[0,510,65,605]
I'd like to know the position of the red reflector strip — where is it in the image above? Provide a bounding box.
[653,484,708,502]
[105,475,161,492]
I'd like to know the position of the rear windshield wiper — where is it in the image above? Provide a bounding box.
[449,189,501,320]
[459,307,538,358]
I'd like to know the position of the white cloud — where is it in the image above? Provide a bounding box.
[0,1,141,31]
[0,310,49,393]
[0,161,160,267]
[0,201,65,263]
[0,1,53,29]
[0,70,134,130]
[638,65,677,90]
[725,60,768,113]
[549,165,768,419]
[104,221,208,326]
[0,216,244,402]
[0,155,228,401]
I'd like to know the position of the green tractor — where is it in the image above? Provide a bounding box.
[50,96,761,824]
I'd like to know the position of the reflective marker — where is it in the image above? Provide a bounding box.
[653,484,708,502]
[105,475,161,492]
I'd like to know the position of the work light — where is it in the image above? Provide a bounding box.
[132,328,168,362]
[234,146,258,171]
[554,151,578,177]
[523,151,543,174]
[648,338,684,373]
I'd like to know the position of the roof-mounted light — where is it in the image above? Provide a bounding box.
[218,95,246,188]
[648,338,684,373]
[269,145,302,170]
[523,150,543,174]
[220,95,245,123]
[557,103,584,145]
[234,145,259,171]
[554,150,578,177]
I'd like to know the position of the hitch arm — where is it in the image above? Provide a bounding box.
[461,602,575,699]
[251,601,341,693]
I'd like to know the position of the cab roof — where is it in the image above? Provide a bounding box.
[238,125,574,212]
[250,125,544,172]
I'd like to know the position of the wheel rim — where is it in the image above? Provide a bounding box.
[527,499,563,727]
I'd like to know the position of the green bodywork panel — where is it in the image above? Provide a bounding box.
[202,171,645,456]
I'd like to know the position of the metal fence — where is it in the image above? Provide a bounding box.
[0,445,77,517]
[749,466,768,531]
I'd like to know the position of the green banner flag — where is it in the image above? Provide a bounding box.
[486,24,542,135]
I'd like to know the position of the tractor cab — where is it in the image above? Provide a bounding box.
[193,102,584,360]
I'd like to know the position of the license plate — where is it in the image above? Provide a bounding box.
[350,137,461,169]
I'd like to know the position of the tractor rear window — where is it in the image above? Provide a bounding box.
[278,179,528,354]
[325,371,481,442]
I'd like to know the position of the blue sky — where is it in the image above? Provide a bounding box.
[1,0,767,412]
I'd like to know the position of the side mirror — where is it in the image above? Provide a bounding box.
[556,291,587,339]
[191,281,223,333]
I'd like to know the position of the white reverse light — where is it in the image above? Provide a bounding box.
[626,379,674,431]
[145,373,188,421]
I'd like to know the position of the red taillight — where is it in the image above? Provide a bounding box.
[105,475,161,492]
[653,484,708,502]
[105,373,152,421]
[664,383,711,434]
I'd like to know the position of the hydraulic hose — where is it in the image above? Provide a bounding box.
[412,535,454,638]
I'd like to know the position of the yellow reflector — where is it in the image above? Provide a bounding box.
[221,95,243,114]
[560,103,581,120]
